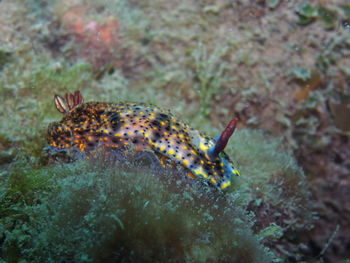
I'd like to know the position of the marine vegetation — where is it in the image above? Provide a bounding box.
[1,0,335,262]
[1,156,272,263]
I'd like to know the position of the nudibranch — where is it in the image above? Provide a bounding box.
[47,91,240,190]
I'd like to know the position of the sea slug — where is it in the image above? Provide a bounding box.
[47,91,240,190]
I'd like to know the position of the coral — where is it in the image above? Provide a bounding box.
[59,4,120,71]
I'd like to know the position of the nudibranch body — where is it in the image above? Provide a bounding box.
[47,91,240,190]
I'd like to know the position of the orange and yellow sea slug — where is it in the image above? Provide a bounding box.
[47,91,240,190]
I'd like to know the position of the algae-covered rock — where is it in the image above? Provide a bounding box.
[1,156,273,263]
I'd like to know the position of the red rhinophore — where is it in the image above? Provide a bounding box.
[211,118,238,159]
[54,90,84,114]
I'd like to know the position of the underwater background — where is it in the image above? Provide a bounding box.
[0,0,349,262]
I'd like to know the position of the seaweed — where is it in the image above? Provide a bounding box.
[1,156,274,263]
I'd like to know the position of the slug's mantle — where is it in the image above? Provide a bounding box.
[47,91,240,190]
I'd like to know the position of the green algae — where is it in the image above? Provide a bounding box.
[0,50,12,70]
[191,43,229,116]
[1,157,273,262]
[296,2,318,22]
[291,67,312,82]
[295,2,344,29]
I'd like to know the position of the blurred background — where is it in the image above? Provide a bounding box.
[0,0,349,262]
